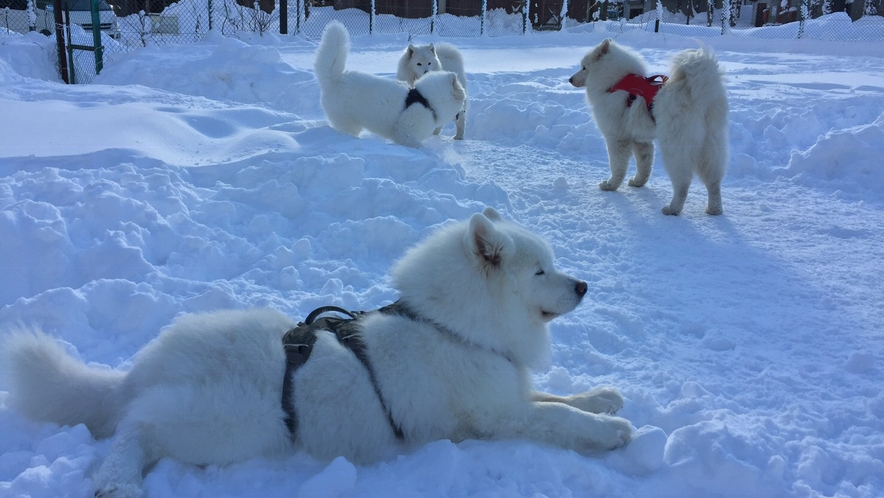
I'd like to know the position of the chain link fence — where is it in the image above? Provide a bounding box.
[2,0,882,83]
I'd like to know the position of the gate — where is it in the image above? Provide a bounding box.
[54,0,106,83]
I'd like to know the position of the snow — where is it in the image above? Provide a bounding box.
[1,12,884,498]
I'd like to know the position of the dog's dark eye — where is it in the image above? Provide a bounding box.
[535,269,545,276]
[417,63,422,66]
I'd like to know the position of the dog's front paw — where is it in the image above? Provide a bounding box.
[569,387,624,414]
[705,205,723,215]
[599,180,619,191]
[662,205,681,216]
[591,415,633,450]
[628,177,648,188]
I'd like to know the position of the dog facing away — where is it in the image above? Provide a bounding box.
[570,39,729,215]
[314,21,466,148]
[397,42,468,140]
[3,207,632,498]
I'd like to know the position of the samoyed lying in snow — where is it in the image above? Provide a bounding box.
[569,39,729,215]
[397,42,468,140]
[314,21,465,148]
[4,207,632,497]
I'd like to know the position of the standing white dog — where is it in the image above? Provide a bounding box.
[314,21,465,148]
[397,42,468,140]
[3,207,632,498]
[569,39,729,215]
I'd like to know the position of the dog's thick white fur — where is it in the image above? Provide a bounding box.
[314,21,465,148]
[569,39,729,215]
[397,42,468,140]
[3,208,632,498]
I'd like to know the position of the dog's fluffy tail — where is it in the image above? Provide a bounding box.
[668,45,726,97]
[3,330,126,439]
[314,21,350,87]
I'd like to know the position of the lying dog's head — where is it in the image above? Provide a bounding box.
[398,44,443,86]
[391,208,587,368]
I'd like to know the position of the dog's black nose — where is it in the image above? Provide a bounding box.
[575,281,587,296]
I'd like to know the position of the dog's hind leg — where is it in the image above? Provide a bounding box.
[628,141,653,187]
[704,178,723,215]
[600,139,631,191]
[698,144,726,215]
[662,177,691,216]
[93,422,159,498]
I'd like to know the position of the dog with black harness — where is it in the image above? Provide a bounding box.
[4,208,632,497]
[314,21,466,148]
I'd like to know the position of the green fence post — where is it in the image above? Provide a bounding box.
[90,0,103,74]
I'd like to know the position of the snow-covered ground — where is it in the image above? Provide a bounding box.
[1,13,883,498]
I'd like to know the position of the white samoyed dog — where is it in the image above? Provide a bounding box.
[3,207,632,498]
[397,42,468,140]
[314,21,465,148]
[569,39,729,215]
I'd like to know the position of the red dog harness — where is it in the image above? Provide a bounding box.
[609,74,669,113]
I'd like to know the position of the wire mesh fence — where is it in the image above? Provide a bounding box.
[2,0,882,83]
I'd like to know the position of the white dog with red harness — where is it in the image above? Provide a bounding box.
[570,39,729,215]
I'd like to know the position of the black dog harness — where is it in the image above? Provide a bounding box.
[404,88,437,121]
[281,303,411,440]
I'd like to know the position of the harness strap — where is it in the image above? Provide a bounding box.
[405,88,437,121]
[281,306,404,440]
[609,73,669,117]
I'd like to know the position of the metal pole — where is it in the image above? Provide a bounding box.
[280,0,287,33]
[90,0,102,75]
[64,6,75,84]
[53,0,69,83]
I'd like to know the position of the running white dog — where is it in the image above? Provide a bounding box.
[569,39,729,215]
[314,21,465,148]
[397,42,468,140]
[3,207,632,498]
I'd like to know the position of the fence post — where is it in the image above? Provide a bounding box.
[52,0,69,83]
[280,0,287,33]
[90,0,103,75]
[64,7,76,84]
[208,0,212,30]
[480,0,486,34]
[797,0,808,38]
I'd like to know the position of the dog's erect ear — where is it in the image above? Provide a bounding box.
[429,43,436,54]
[466,213,514,270]
[407,44,415,57]
[599,39,611,58]
[482,207,503,222]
